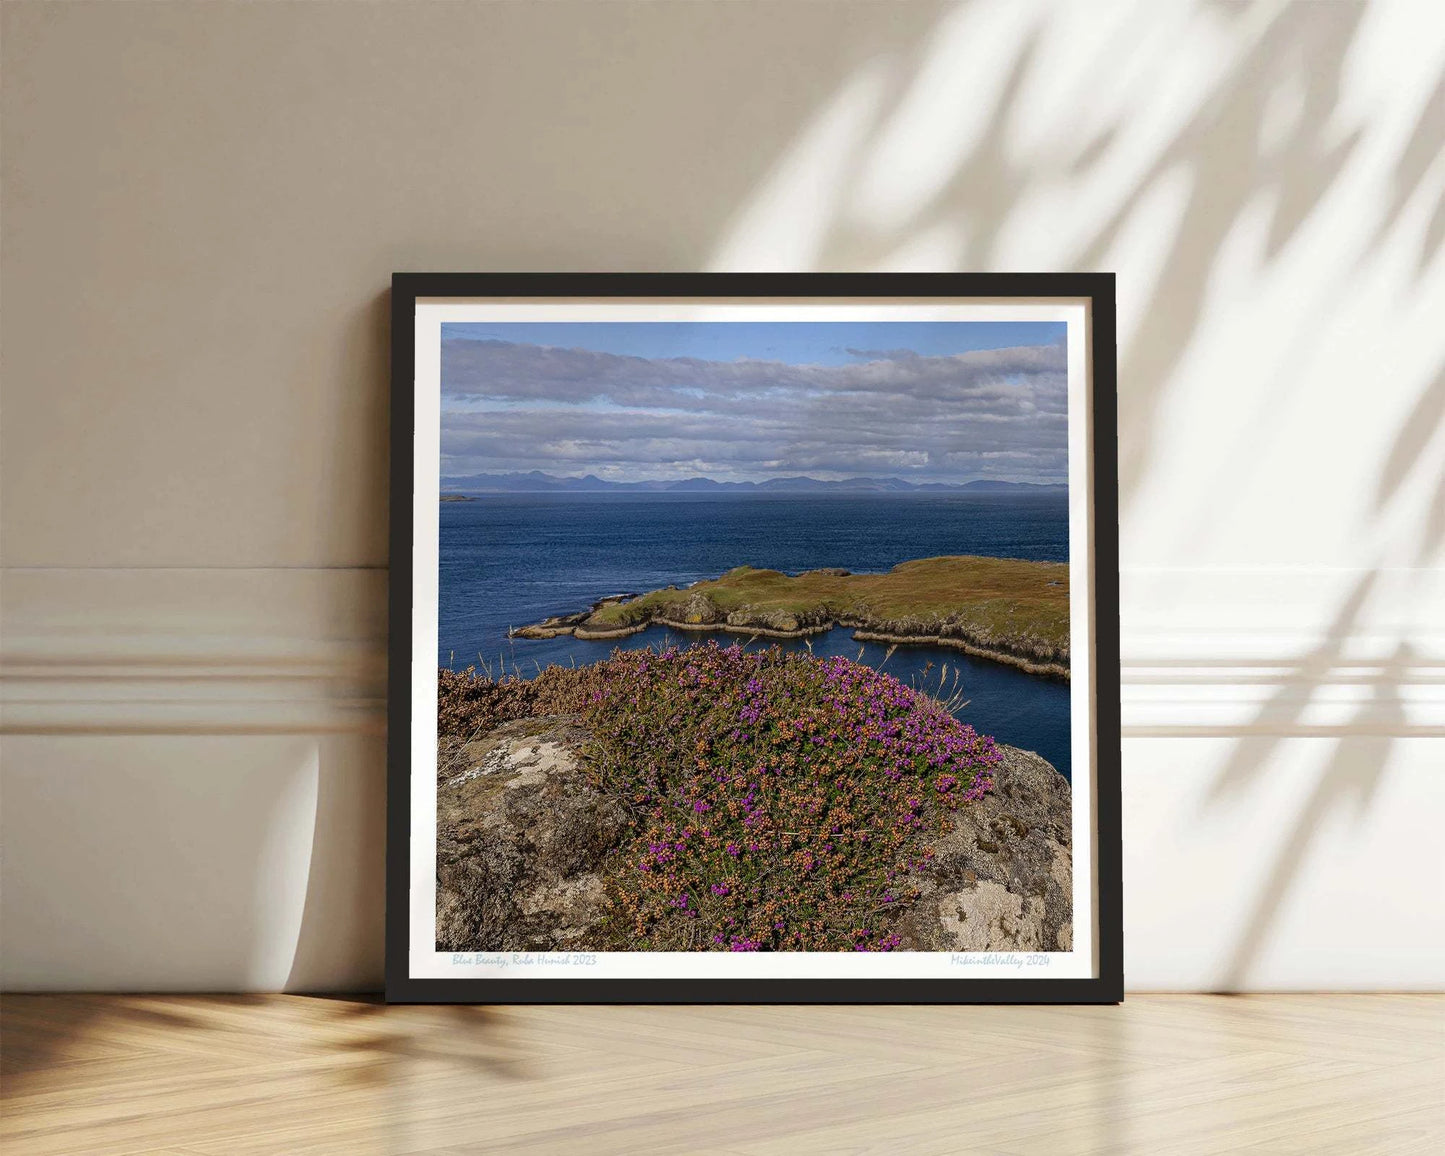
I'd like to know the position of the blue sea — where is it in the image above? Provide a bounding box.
[438,493,1072,780]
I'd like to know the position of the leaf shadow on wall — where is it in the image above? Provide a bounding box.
[707,0,1444,987]
[1204,356,1444,989]
[718,1,1373,508]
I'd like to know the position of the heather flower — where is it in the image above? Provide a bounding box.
[561,641,996,952]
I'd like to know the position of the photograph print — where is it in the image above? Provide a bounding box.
[390,275,1120,1003]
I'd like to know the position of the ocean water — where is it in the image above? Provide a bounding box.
[438,493,1072,779]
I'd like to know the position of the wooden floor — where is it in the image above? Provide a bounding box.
[1,995,1441,1155]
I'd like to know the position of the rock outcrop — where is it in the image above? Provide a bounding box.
[436,717,1072,953]
[674,590,723,626]
[898,744,1073,952]
[436,716,627,951]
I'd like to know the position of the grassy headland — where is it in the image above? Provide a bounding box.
[514,555,1070,679]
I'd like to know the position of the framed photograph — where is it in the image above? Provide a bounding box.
[387,273,1120,1003]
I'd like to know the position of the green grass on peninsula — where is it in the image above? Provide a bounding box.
[587,555,1069,654]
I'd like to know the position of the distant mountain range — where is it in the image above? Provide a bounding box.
[441,471,1066,495]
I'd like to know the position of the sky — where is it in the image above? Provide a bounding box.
[439,321,1069,485]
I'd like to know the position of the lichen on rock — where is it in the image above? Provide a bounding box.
[897,744,1073,952]
[436,715,626,951]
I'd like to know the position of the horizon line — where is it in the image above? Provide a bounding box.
[440,469,1067,489]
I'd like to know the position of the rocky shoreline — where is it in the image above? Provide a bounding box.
[849,630,1070,680]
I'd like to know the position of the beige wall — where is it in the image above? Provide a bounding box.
[3,0,1442,990]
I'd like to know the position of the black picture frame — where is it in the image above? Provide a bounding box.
[387,273,1121,1004]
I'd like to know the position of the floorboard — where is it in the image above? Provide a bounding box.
[1,994,1440,1154]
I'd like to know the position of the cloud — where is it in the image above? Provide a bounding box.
[440,338,1068,483]
[845,347,921,361]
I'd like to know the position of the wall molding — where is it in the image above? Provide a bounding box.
[4,564,1441,736]
[1,567,388,735]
